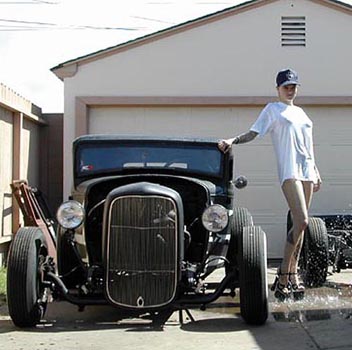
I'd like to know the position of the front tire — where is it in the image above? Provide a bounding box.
[239,226,268,325]
[7,227,48,327]
[232,207,253,246]
[227,207,253,268]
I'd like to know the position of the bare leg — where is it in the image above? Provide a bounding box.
[280,180,313,285]
[288,182,314,279]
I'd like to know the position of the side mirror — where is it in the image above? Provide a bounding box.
[234,175,248,189]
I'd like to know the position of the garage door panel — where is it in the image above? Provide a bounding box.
[144,107,191,134]
[89,108,145,134]
[254,220,287,258]
[237,184,284,209]
[309,107,352,138]
[316,147,352,173]
[89,106,261,137]
[237,181,289,256]
[311,184,352,213]
[235,145,276,174]
[189,107,238,135]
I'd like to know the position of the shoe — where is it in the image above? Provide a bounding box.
[289,273,305,301]
[271,268,291,301]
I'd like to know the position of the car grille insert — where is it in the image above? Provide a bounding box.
[106,195,178,308]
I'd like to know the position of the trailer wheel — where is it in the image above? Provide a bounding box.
[7,227,48,327]
[287,212,329,287]
[287,212,329,288]
[239,226,268,325]
[299,217,329,287]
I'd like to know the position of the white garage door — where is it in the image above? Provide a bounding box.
[88,106,249,138]
[308,107,352,214]
[88,105,352,258]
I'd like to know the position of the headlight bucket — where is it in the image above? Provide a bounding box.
[56,200,85,229]
[201,204,229,232]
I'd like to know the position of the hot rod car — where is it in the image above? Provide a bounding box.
[7,135,268,327]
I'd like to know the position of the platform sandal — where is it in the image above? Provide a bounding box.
[289,272,305,301]
[271,268,291,301]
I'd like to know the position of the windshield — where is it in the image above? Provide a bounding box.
[76,142,222,178]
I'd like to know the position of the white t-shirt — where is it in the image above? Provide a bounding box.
[250,102,318,185]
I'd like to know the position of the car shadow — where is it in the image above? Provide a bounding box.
[1,279,352,336]
[0,301,248,334]
[180,316,247,332]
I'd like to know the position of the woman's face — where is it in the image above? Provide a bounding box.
[277,84,298,104]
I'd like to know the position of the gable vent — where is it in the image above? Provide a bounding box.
[281,16,306,47]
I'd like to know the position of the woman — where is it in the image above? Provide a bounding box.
[218,68,322,301]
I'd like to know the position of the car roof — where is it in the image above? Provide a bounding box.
[73,134,220,145]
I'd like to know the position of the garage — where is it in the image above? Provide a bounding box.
[52,0,352,258]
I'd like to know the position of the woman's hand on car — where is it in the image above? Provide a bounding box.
[218,138,235,153]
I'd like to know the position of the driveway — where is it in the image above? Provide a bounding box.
[1,268,352,350]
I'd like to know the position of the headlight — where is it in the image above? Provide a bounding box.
[56,200,85,229]
[202,204,228,232]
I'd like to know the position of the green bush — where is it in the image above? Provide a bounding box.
[0,267,6,303]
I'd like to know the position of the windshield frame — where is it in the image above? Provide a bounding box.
[73,137,226,186]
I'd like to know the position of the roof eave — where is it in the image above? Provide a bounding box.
[51,63,78,81]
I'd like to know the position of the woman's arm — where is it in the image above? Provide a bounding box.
[218,130,258,153]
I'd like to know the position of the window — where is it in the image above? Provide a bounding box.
[281,16,306,47]
[77,142,222,177]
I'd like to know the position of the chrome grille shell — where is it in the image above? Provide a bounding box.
[105,194,178,308]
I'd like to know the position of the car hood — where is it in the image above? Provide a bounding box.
[73,174,220,198]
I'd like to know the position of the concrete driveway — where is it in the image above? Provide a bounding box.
[1,268,352,350]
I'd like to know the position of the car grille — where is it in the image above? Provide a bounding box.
[106,195,178,308]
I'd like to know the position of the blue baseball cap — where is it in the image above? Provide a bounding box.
[276,68,300,87]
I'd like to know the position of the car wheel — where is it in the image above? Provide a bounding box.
[299,217,329,287]
[232,207,253,243]
[7,227,48,327]
[226,207,253,270]
[239,226,268,325]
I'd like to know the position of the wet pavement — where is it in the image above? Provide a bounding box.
[1,267,352,350]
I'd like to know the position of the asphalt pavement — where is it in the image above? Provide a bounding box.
[1,268,352,350]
